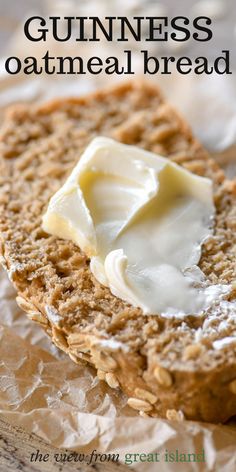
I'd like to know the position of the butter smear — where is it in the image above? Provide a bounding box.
[42,137,227,318]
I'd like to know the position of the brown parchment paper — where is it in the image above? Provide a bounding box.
[1,2,236,469]
[1,263,236,472]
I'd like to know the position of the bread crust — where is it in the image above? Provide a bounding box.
[0,80,236,423]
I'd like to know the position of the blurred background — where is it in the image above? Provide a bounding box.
[0,0,235,173]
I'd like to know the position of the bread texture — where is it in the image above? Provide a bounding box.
[0,81,236,423]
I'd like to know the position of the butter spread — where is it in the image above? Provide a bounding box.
[42,137,226,317]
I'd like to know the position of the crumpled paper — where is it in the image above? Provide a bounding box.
[1,265,236,472]
[1,2,236,470]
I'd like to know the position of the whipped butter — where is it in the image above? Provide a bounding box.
[42,137,225,317]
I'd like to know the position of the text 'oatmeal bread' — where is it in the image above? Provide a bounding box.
[0,81,236,423]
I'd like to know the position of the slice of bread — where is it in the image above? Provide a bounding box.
[0,81,236,423]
